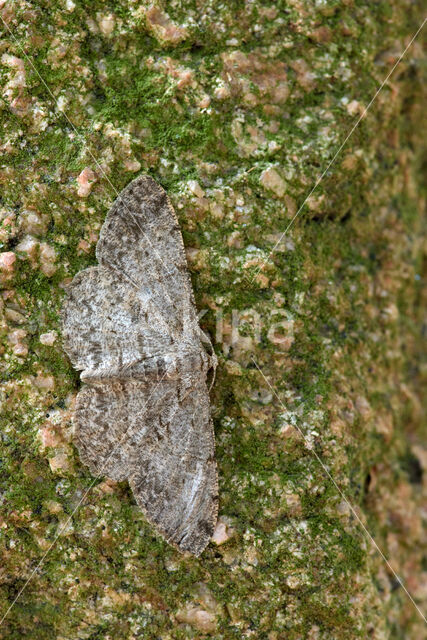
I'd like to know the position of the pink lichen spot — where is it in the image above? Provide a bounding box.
[7,329,27,344]
[0,212,16,243]
[260,167,286,197]
[214,85,230,100]
[13,343,28,357]
[0,251,16,272]
[98,13,115,37]
[123,158,141,172]
[284,492,302,516]
[16,235,39,262]
[39,243,57,276]
[346,99,364,116]
[211,517,236,545]
[49,451,72,474]
[77,238,91,255]
[19,209,49,236]
[1,54,25,73]
[220,50,288,104]
[95,479,117,495]
[176,606,217,633]
[197,95,211,109]
[176,69,193,89]
[255,273,269,289]
[44,500,63,514]
[40,331,57,346]
[8,330,27,356]
[34,374,55,391]
[1,54,30,116]
[145,6,188,45]
[77,168,97,197]
[39,424,63,449]
[289,58,316,91]
[187,180,205,198]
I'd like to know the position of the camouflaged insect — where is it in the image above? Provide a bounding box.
[61,175,218,556]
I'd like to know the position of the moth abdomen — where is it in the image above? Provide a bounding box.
[81,355,179,383]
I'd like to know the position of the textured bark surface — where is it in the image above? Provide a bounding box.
[0,1,425,639]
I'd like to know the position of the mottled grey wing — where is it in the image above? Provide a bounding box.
[73,377,218,556]
[62,176,199,374]
[96,175,198,339]
[61,266,175,376]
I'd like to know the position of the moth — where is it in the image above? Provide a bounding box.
[61,175,218,556]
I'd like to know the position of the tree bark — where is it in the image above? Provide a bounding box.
[0,1,425,638]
